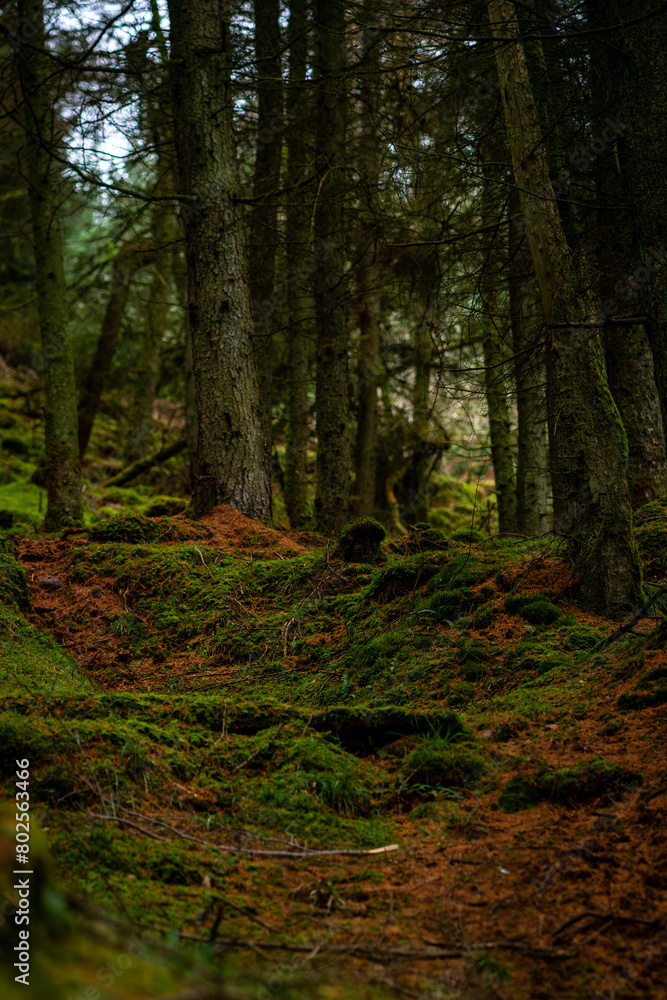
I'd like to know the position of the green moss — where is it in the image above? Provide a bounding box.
[498,775,541,813]
[504,591,561,625]
[89,511,208,544]
[538,758,639,804]
[0,537,28,608]
[336,516,386,563]
[366,553,444,601]
[405,744,487,789]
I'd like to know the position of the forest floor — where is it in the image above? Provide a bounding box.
[2,494,667,1000]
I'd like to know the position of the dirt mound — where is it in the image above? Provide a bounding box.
[199,504,312,555]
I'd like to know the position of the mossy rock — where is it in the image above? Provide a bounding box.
[406,744,487,789]
[1,435,29,456]
[336,516,386,563]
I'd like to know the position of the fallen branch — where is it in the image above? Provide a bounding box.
[86,810,399,859]
[136,925,576,961]
[595,584,667,653]
[102,438,186,489]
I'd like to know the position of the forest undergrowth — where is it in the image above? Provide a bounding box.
[2,387,667,1000]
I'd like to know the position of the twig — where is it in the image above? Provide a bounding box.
[595,584,667,653]
[87,809,399,859]
[194,546,214,579]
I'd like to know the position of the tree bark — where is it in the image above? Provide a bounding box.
[17,0,82,529]
[248,0,283,444]
[509,187,549,535]
[488,0,643,614]
[283,0,312,529]
[313,0,350,534]
[352,5,383,518]
[167,0,271,521]
[481,151,517,534]
[590,0,667,493]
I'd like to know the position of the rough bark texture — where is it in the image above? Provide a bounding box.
[595,0,667,438]
[481,153,517,534]
[313,0,350,534]
[591,0,667,486]
[167,0,270,521]
[604,326,667,506]
[172,248,198,491]
[283,0,312,529]
[352,6,382,518]
[248,0,283,441]
[489,0,643,614]
[509,187,548,536]
[17,0,82,529]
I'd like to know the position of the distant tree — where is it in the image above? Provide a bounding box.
[167,0,270,520]
[283,0,313,529]
[16,0,82,529]
[313,0,350,533]
[352,3,383,519]
[248,0,283,452]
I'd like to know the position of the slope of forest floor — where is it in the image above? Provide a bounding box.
[2,492,667,1000]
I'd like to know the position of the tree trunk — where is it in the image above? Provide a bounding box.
[283,0,312,529]
[17,0,82,530]
[481,152,517,534]
[124,46,177,464]
[352,6,382,518]
[488,0,643,614]
[589,0,667,497]
[249,0,283,444]
[78,242,152,458]
[607,0,667,435]
[167,0,271,521]
[172,248,198,492]
[509,187,548,535]
[313,0,350,534]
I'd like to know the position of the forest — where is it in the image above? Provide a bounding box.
[1,0,667,997]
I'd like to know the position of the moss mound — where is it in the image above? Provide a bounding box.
[89,511,208,544]
[406,744,487,789]
[336,516,386,563]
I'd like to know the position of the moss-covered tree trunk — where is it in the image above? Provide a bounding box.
[167,0,271,521]
[17,0,82,529]
[489,0,642,614]
[283,0,312,529]
[313,0,350,534]
[249,0,283,445]
[352,6,382,519]
[481,151,517,534]
[509,187,548,535]
[591,0,667,484]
